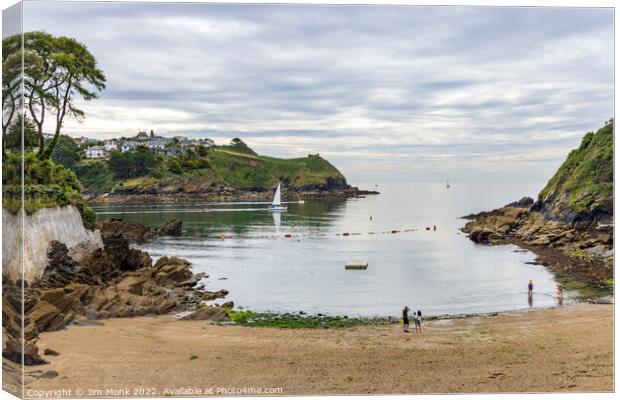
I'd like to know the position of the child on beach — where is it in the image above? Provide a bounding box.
[556,283,565,305]
[402,306,410,333]
[414,310,422,333]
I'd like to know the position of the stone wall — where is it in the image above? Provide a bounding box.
[2,206,103,282]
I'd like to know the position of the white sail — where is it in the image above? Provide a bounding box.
[272,183,282,206]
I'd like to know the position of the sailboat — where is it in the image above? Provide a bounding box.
[269,182,287,212]
[446,179,450,189]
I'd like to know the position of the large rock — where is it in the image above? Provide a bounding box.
[96,218,184,243]
[162,219,183,235]
[95,218,158,243]
[467,227,495,243]
[82,235,152,280]
[180,306,230,322]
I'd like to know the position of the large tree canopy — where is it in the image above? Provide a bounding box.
[2,31,106,159]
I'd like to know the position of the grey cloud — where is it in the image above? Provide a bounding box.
[21,2,613,183]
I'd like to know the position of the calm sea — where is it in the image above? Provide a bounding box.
[91,182,566,317]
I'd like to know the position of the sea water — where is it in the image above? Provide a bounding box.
[92,181,565,317]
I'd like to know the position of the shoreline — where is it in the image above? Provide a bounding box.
[17,302,613,395]
[83,188,380,204]
[211,292,612,329]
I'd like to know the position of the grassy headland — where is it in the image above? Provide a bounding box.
[74,139,349,196]
[535,120,613,223]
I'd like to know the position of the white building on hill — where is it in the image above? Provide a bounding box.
[103,139,119,151]
[85,145,108,159]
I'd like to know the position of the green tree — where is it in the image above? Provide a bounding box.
[107,146,158,179]
[51,134,82,169]
[39,35,106,159]
[3,32,106,159]
[22,32,59,152]
[2,34,46,157]
[5,115,39,151]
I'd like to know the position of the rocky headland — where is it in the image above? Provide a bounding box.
[95,218,183,242]
[462,122,613,290]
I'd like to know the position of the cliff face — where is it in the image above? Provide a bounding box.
[532,122,613,225]
[2,205,103,282]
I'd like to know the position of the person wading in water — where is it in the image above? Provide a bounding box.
[402,306,410,333]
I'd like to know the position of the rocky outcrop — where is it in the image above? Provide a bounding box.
[95,218,183,243]
[461,203,613,286]
[2,206,103,282]
[2,236,228,366]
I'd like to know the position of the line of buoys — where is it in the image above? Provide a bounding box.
[217,225,438,241]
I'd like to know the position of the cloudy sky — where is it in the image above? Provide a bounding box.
[18,2,614,185]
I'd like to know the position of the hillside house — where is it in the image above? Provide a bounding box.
[85,145,109,159]
[121,141,139,152]
[159,147,185,156]
[146,137,170,150]
[103,139,119,151]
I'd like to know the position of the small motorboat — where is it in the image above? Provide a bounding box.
[268,182,287,212]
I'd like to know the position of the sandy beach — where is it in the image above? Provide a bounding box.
[17,303,613,396]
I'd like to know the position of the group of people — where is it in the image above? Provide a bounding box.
[401,306,422,333]
[401,280,566,333]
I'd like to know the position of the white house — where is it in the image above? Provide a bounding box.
[121,141,139,152]
[85,145,108,159]
[103,139,119,151]
[146,137,169,150]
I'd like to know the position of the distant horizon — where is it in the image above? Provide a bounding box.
[7,3,614,184]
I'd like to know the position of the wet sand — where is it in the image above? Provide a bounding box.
[20,303,613,396]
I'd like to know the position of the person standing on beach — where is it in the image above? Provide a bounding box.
[528,280,534,297]
[414,310,423,333]
[402,306,410,333]
[556,283,565,305]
